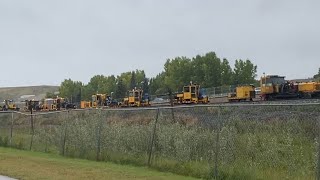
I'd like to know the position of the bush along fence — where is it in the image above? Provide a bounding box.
[1,103,320,179]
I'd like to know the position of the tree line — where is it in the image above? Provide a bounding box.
[55,52,258,102]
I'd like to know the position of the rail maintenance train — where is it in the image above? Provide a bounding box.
[77,75,320,109]
[227,75,320,102]
[79,82,210,109]
[0,97,76,112]
[2,74,319,111]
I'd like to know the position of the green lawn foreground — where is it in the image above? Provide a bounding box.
[0,147,197,180]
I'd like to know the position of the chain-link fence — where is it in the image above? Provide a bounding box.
[205,85,236,98]
[1,103,320,179]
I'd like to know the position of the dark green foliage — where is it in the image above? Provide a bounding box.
[221,58,233,85]
[45,92,56,98]
[142,78,149,94]
[314,68,320,79]
[59,79,83,103]
[233,59,257,85]
[152,52,257,92]
[115,78,126,99]
[130,71,136,90]
[0,136,9,147]
[149,73,166,95]
[58,51,257,100]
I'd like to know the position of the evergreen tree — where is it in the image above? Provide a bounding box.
[314,68,320,79]
[233,59,257,85]
[142,78,149,94]
[130,71,136,90]
[220,58,233,85]
[115,78,127,99]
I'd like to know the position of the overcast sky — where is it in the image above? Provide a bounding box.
[0,0,319,87]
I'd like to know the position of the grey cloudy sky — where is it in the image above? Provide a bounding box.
[0,0,319,87]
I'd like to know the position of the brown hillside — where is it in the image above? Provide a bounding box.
[0,86,59,102]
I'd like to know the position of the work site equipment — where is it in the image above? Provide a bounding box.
[260,75,299,100]
[298,82,320,98]
[228,85,255,102]
[42,98,57,111]
[81,93,117,109]
[80,101,92,109]
[123,88,150,107]
[92,94,108,108]
[23,100,41,112]
[174,82,209,104]
[26,97,76,111]
[56,97,76,110]
[1,100,20,111]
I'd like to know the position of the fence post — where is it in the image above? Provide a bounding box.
[62,111,69,156]
[317,116,320,180]
[148,108,160,167]
[10,112,14,147]
[96,110,103,161]
[44,124,48,153]
[168,90,175,123]
[29,109,35,151]
[213,106,221,179]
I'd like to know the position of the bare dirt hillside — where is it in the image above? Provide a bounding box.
[0,86,59,102]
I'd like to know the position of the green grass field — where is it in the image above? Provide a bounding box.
[0,105,318,179]
[0,147,197,180]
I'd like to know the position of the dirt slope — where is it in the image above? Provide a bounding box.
[0,86,59,102]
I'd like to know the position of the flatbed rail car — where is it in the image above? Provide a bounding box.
[228,85,255,102]
[298,82,320,98]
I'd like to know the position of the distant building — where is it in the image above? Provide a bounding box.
[20,95,36,99]
[290,78,315,83]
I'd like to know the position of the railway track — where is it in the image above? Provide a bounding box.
[1,98,319,114]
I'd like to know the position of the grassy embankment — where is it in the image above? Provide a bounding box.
[0,147,196,180]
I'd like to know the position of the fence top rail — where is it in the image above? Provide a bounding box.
[0,110,70,116]
[0,102,319,115]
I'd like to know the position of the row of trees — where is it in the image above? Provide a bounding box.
[150,52,257,94]
[58,70,148,102]
[57,52,258,102]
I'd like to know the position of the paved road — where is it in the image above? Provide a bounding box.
[0,176,16,180]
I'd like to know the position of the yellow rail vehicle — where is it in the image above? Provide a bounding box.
[23,100,41,112]
[260,75,299,100]
[92,94,107,108]
[175,83,209,104]
[228,85,255,102]
[123,89,150,107]
[298,82,320,98]
[42,98,57,111]
[1,100,20,111]
[81,93,110,109]
[80,101,92,109]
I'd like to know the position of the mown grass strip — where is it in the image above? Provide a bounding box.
[0,147,197,180]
